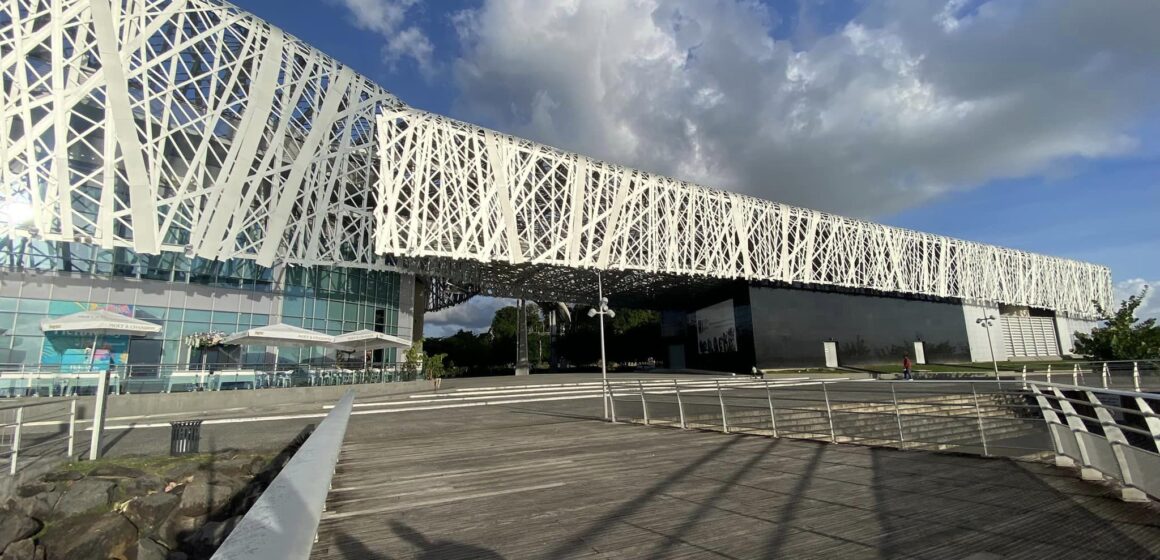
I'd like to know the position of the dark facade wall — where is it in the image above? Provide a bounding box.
[748,287,971,368]
[660,281,756,374]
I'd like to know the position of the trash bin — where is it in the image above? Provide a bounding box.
[169,420,203,456]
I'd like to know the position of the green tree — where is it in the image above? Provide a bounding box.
[1073,287,1160,360]
[490,303,548,366]
[426,352,448,390]
[402,340,425,381]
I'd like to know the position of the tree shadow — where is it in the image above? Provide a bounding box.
[760,443,826,560]
[546,435,745,558]
[647,438,781,558]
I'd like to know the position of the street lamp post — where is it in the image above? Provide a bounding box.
[587,272,615,420]
[976,315,999,378]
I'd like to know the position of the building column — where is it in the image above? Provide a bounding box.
[515,299,530,375]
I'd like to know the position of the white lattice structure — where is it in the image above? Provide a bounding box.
[376,109,1112,317]
[2,0,399,268]
[3,0,1112,318]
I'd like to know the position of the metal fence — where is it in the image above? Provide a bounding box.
[1,398,79,475]
[0,362,421,398]
[606,377,1160,501]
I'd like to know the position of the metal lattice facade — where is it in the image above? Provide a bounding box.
[3,0,1112,319]
[376,109,1112,317]
[2,0,400,268]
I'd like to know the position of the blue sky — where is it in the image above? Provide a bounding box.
[232,0,1160,331]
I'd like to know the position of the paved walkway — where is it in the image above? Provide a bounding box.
[311,400,1160,559]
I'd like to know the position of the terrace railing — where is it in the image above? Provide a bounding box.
[0,362,421,398]
[606,377,1160,502]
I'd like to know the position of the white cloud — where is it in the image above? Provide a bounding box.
[1114,278,1160,320]
[423,296,515,338]
[328,0,436,77]
[450,0,1160,217]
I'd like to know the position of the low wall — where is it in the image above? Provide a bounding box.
[22,380,431,422]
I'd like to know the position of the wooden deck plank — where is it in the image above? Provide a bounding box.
[311,401,1160,559]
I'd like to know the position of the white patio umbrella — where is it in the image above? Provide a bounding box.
[40,310,162,369]
[222,323,339,366]
[333,329,411,369]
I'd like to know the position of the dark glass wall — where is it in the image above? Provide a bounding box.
[747,286,971,367]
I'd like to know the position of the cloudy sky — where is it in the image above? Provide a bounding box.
[234,0,1160,333]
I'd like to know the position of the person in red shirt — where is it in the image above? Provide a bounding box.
[902,354,913,380]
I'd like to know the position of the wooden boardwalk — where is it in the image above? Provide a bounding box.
[311,401,1160,559]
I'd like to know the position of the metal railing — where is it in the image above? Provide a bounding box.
[1,398,79,475]
[213,390,355,560]
[0,361,421,398]
[909,360,1160,392]
[605,377,1160,501]
[1030,382,1160,502]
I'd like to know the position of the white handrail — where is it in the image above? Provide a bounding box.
[212,390,356,560]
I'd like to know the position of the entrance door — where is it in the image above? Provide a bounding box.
[913,341,926,365]
[823,341,838,368]
[127,339,162,376]
[667,344,686,370]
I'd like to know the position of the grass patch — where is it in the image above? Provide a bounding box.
[58,454,218,478]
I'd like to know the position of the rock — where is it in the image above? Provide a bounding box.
[189,470,248,494]
[42,512,137,560]
[0,510,42,552]
[136,538,169,560]
[184,516,238,550]
[123,493,180,534]
[88,464,146,479]
[0,538,44,560]
[162,463,204,483]
[177,481,234,517]
[6,490,60,522]
[166,552,188,560]
[245,456,266,476]
[40,471,81,483]
[118,474,165,498]
[15,483,54,498]
[159,513,205,547]
[56,479,115,517]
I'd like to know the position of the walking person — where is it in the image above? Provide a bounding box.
[902,353,913,381]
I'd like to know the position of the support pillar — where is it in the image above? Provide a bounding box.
[515,299,530,376]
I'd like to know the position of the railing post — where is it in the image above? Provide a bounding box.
[1021,365,1027,386]
[1051,386,1101,480]
[765,380,778,438]
[1047,364,1053,384]
[822,383,837,443]
[89,369,111,461]
[1085,391,1148,502]
[1133,362,1141,392]
[1072,364,1079,386]
[637,380,649,425]
[971,384,989,457]
[716,380,729,434]
[10,407,23,476]
[674,380,686,429]
[68,398,78,459]
[1029,385,1071,467]
[1102,363,1109,389]
[607,381,617,423]
[891,382,904,443]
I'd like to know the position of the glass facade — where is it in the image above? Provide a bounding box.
[0,242,406,368]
